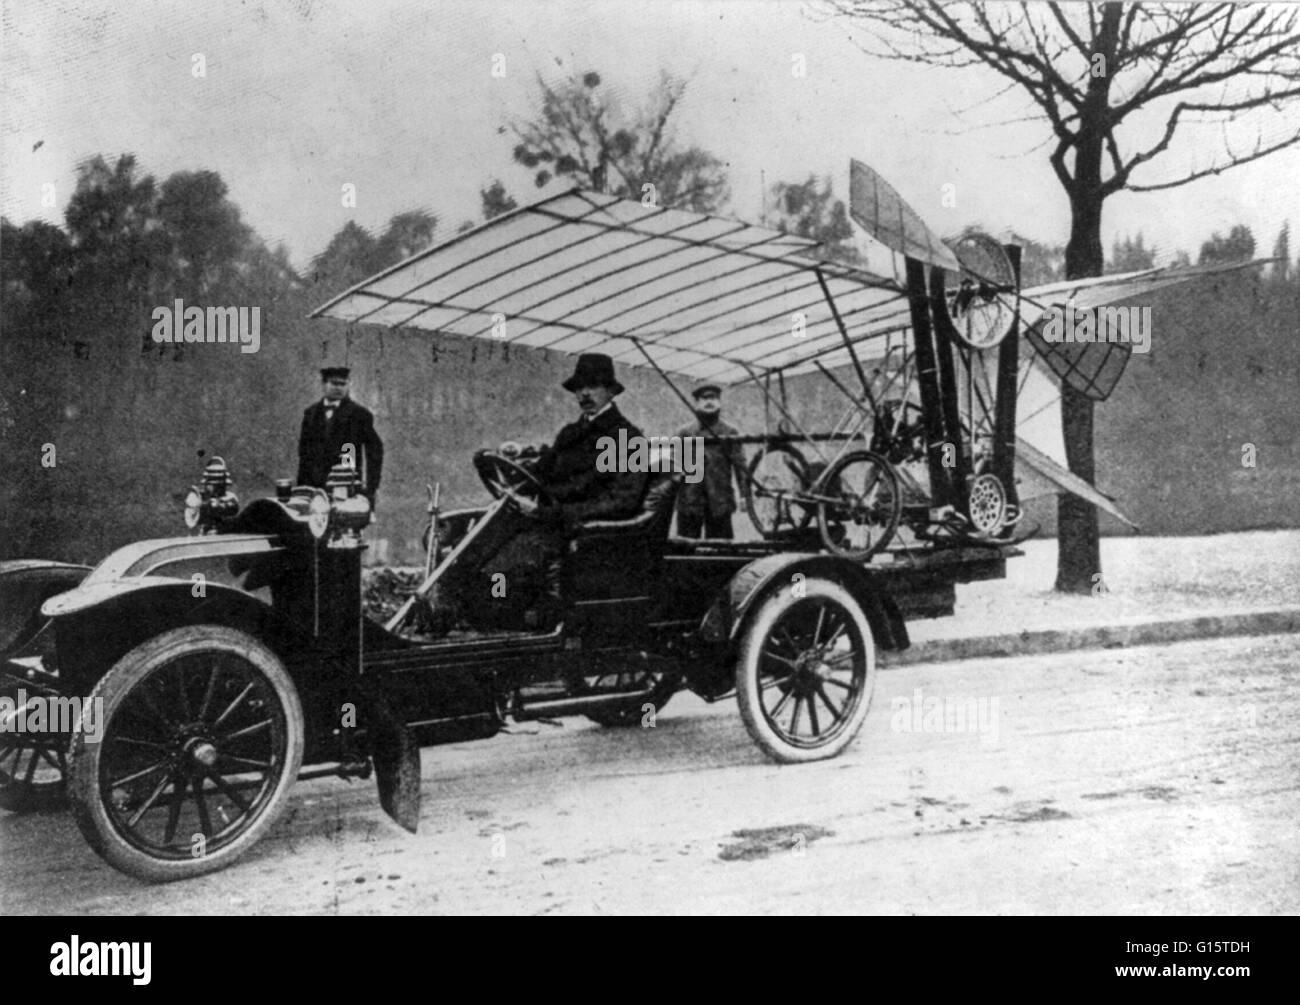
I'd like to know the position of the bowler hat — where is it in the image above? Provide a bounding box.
[561,353,624,394]
[692,384,722,399]
[320,366,351,380]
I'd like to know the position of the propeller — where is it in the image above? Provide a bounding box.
[848,159,1018,350]
[942,232,1017,350]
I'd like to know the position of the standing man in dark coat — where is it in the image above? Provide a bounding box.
[674,384,747,539]
[297,366,384,506]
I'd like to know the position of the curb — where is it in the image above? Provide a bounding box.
[882,607,1300,667]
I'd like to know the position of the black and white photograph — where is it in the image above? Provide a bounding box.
[1,0,1297,929]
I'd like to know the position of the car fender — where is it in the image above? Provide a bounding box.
[41,578,295,692]
[702,553,909,653]
[0,560,92,656]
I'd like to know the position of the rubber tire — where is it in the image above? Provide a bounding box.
[815,450,902,561]
[735,578,877,764]
[68,625,304,883]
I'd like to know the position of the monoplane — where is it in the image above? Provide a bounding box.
[315,158,1257,563]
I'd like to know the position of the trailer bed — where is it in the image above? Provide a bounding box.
[665,537,1020,620]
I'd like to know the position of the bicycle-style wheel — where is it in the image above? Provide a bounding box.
[814,451,902,561]
[744,443,813,538]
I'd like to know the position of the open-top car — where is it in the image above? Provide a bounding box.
[10,443,1012,882]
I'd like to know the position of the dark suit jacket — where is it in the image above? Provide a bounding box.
[674,417,748,518]
[533,404,648,524]
[296,397,384,496]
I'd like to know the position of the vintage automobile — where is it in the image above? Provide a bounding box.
[1,447,1017,883]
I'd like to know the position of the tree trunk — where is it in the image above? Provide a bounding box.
[1056,119,1108,593]
[1054,5,1121,593]
[1056,384,1101,593]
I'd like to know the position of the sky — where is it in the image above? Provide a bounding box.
[3,0,1298,273]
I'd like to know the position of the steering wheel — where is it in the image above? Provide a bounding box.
[473,450,553,506]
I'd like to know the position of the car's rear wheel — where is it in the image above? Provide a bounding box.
[68,625,304,882]
[735,578,876,763]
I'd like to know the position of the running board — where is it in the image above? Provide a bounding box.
[364,624,565,672]
[512,687,659,721]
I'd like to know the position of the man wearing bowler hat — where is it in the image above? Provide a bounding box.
[530,353,647,527]
[674,384,747,539]
[297,366,385,506]
[459,353,648,630]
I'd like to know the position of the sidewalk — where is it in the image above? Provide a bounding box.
[890,529,1300,666]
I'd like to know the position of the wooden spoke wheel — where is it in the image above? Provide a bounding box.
[69,626,304,882]
[736,578,877,763]
[0,683,69,814]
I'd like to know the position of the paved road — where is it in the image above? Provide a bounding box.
[2,633,1297,915]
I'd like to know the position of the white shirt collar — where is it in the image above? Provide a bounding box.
[586,401,614,422]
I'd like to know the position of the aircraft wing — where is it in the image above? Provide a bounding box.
[311,187,910,388]
[1016,260,1269,401]
[311,187,1263,528]
[1014,436,1139,529]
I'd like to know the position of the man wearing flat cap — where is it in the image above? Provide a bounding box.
[297,366,384,506]
[674,384,747,539]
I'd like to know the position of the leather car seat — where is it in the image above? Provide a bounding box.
[566,453,684,602]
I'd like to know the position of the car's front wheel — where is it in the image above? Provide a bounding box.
[68,625,304,882]
[0,681,69,813]
[735,577,877,763]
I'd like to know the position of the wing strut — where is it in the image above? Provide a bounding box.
[630,338,698,415]
[815,267,873,402]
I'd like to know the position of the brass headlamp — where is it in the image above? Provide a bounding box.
[183,456,240,533]
[323,461,371,548]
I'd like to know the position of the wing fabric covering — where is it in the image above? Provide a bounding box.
[311,188,908,387]
[1019,261,1267,401]
[1015,437,1138,530]
[313,188,1263,528]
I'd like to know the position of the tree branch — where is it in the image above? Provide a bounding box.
[1126,127,1300,192]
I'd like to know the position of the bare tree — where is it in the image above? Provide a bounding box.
[830,1,1300,591]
